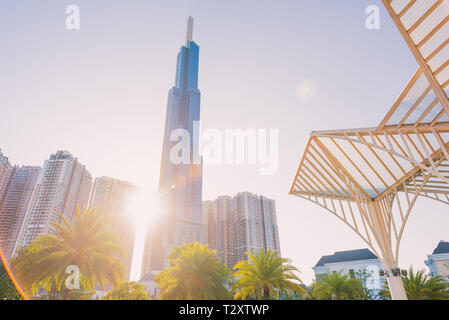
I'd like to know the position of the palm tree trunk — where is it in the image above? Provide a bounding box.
[64,289,72,300]
[263,286,270,300]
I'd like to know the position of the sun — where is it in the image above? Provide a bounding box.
[125,187,162,227]
[125,187,163,280]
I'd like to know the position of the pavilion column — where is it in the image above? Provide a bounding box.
[386,273,408,300]
[366,201,408,300]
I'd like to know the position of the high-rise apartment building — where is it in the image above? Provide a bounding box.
[203,192,281,270]
[203,196,237,270]
[142,17,203,276]
[89,176,136,281]
[0,149,12,194]
[15,151,92,252]
[202,201,216,249]
[235,192,281,261]
[0,166,41,261]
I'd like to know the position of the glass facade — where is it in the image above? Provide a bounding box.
[142,33,203,274]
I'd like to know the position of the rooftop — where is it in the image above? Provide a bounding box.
[314,248,378,267]
[432,241,449,255]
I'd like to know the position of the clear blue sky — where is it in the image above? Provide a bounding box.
[1,0,447,283]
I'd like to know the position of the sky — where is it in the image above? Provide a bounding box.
[0,0,448,284]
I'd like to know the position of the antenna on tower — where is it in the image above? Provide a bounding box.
[186,16,194,44]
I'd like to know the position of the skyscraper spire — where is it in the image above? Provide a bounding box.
[186,16,193,44]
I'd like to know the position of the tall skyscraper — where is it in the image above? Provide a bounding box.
[0,166,41,261]
[142,17,203,275]
[203,192,281,270]
[89,176,136,281]
[15,151,92,252]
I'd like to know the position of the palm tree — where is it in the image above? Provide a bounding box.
[10,207,125,299]
[381,268,449,300]
[155,242,231,300]
[232,249,306,300]
[102,282,150,300]
[0,257,22,300]
[311,270,365,300]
